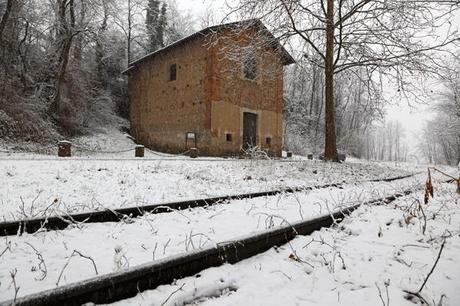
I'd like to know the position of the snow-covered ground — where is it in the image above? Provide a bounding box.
[0,176,422,300]
[0,153,413,221]
[1,131,458,305]
[109,181,460,306]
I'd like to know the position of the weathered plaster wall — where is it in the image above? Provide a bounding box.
[129,26,285,156]
[129,37,212,154]
[207,28,285,156]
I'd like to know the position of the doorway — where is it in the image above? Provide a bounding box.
[243,112,258,150]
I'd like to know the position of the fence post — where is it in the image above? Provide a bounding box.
[286,151,293,158]
[58,141,71,157]
[190,148,198,158]
[307,154,313,160]
[135,145,144,158]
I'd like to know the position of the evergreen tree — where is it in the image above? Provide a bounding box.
[145,0,167,52]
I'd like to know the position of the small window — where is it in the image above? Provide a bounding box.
[243,54,257,80]
[169,64,177,81]
[186,132,196,140]
[266,137,272,145]
[185,132,197,149]
[226,133,233,142]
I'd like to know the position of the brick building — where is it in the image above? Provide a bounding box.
[124,19,294,156]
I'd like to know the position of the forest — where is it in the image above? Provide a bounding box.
[0,0,459,165]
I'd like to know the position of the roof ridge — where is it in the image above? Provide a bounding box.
[122,18,294,74]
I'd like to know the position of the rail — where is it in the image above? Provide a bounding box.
[0,174,416,236]
[0,189,414,306]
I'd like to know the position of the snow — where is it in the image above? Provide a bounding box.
[1,130,458,304]
[107,181,460,306]
[0,176,424,300]
[0,152,413,221]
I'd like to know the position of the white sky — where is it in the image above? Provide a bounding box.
[385,9,460,154]
[174,0,228,22]
[175,0,459,154]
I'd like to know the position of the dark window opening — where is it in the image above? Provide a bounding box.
[266,137,272,145]
[226,133,233,142]
[243,55,257,80]
[169,64,177,81]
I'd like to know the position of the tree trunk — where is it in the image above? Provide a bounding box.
[18,19,29,91]
[127,0,132,66]
[308,67,317,130]
[324,0,338,161]
[0,0,13,41]
[53,37,73,113]
[96,0,108,88]
[73,0,86,66]
[50,0,75,115]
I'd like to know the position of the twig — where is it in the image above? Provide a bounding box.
[337,252,346,270]
[403,239,447,304]
[163,238,171,255]
[291,192,304,219]
[270,270,292,280]
[152,242,158,260]
[56,250,98,286]
[24,242,47,281]
[142,214,158,234]
[73,250,98,275]
[376,282,386,306]
[428,167,457,181]
[152,206,191,221]
[418,239,446,293]
[113,246,129,270]
[9,268,20,302]
[375,279,390,306]
[287,241,313,267]
[418,201,427,235]
[160,283,185,306]
[0,240,11,258]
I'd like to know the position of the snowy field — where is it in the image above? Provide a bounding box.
[0,152,414,221]
[0,132,458,304]
[109,181,460,306]
[0,176,423,300]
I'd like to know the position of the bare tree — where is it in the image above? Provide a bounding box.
[229,0,460,161]
[361,121,407,162]
[95,0,109,88]
[0,0,128,141]
[0,0,14,40]
[284,56,385,157]
[49,0,77,115]
[419,54,460,165]
[109,0,144,66]
[163,0,195,44]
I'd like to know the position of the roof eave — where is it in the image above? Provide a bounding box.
[282,54,296,65]
[121,66,136,75]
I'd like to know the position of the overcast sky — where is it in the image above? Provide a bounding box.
[175,0,228,22]
[175,0,459,155]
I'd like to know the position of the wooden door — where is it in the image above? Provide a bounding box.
[243,112,257,150]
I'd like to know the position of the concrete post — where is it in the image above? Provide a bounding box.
[190,148,198,158]
[58,141,71,157]
[135,145,144,158]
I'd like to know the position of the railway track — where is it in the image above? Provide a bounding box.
[0,189,414,306]
[0,174,415,236]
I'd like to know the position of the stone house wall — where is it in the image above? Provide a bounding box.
[129,26,285,156]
